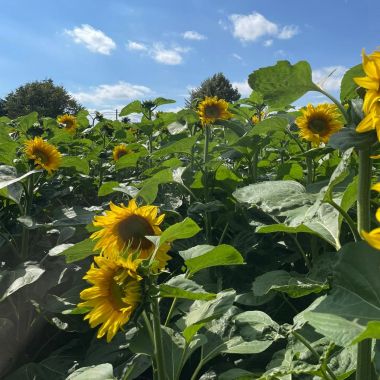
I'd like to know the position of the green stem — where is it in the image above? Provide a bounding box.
[21,173,34,259]
[203,126,211,243]
[315,87,349,122]
[292,331,337,380]
[151,296,166,380]
[250,149,259,183]
[356,148,374,380]
[306,143,313,185]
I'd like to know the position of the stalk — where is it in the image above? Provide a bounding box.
[203,126,211,243]
[306,143,313,185]
[151,296,166,380]
[356,148,373,380]
[21,173,34,259]
[315,87,349,122]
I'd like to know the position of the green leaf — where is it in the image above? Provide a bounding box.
[66,363,115,380]
[17,112,39,132]
[0,262,45,302]
[119,100,142,116]
[328,126,376,151]
[61,156,90,174]
[0,167,40,190]
[115,150,147,170]
[247,116,288,136]
[340,64,364,102]
[0,129,18,165]
[153,135,199,158]
[252,270,329,298]
[60,238,96,263]
[98,181,119,196]
[159,275,216,300]
[153,97,176,106]
[303,241,380,346]
[159,217,201,247]
[248,61,318,108]
[182,244,245,276]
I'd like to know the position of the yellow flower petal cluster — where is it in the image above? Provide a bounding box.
[91,199,171,267]
[113,144,131,161]
[251,111,265,125]
[197,96,232,125]
[362,183,380,250]
[57,114,78,134]
[78,255,142,342]
[355,49,380,140]
[295,103,343,145]
[24,137,61,174]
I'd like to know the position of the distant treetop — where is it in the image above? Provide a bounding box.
[186,72,241,108]
[1,79,83,119]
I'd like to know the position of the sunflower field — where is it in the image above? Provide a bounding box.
[1,49,380,380]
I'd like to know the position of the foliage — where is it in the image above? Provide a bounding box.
[2,79,83,118]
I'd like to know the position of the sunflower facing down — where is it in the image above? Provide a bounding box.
[78,255,143,342]
[113,144,131,161]
[24,137,61,174]
[197,96,232,125]
[57,114,78,134]
[91,199,171,267]
[295,103,343,145]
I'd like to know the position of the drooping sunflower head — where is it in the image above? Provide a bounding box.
[113,144,131,161]
[57,114,78,134]
[251,111,265,124]
[78,254,143,342]
[91,199,171,267]
[24,137,61,174]
[295,103,343,145]
[197,96,232,125]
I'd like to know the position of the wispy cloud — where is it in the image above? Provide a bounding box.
[182,30,207,40]
[228,12,299,43]
[126,41,189,65]
[263,39,273,47]
[232,53,243,60]
[65,24,116,55]
[71,81,152,107]
[312,65,347,92]
[232,80,252,97]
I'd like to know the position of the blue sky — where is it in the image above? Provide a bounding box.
[0,0,379,116]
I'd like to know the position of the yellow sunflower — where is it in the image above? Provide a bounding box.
[57,114,78,134]
[91,199,171,267]
[295,103,343,145]
[197,96,232,125]
[251,111,265,124]
[356,100,380,141]
[113,144,131,161]
[78,254,143,342]
[354,49,380,114]
[24,137,61,174]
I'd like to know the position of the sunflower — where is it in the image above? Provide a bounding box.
[24,137,61,174]
[295,103,343,145]
[57,114,78,134]
[78,255,143,342]
[197,96,232,125]
[354,49,380,114]
[356,100,380,141]
[91,199,171,267]
[251,111,265,124]
[113,144,131,161]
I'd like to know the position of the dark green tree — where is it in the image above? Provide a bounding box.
[2,79,83,118]
[0,98,6,117]
[186,72,241,108]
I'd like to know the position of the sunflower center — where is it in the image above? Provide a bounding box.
[116,150,127,160]
[204,105,221,119]
[34,150,49,164]
[118,215,155,250]
[309,118,327,134]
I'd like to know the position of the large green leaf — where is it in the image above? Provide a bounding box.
[0,167,40,190]
[66,363,115,380]
[248,61,318,108]
[153,135,199,158]
[159,217,201,247]
[340,64,364,102]
[0,262,45,302]
[153,97,176,106]
[61,156,90,174]
[303,241,380,346]
[17,112,38,132]
[0,129,18,165]
[119,100,142,116]
[60,238,96,263]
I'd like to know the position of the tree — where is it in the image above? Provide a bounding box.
[0,99,6,117]
[186,72,241,108]
[2,79,83,118]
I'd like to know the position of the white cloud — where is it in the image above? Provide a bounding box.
[277,25,299,39]
[263,39,273,47]
[312,65,347,92]
[71,81,152,107]
[182,30,206,40]
[126,40,147,51]
[232,53,243,60]
[232,80,252,97]
[65,24,116,55]
[228,12,299,43]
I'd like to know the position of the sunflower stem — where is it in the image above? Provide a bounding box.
[306,142,313,185]
[21,172,34,260]
[203,125,212,243]
[151,296,167,380]
[315,87,349,123]
[356,147,374,380]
